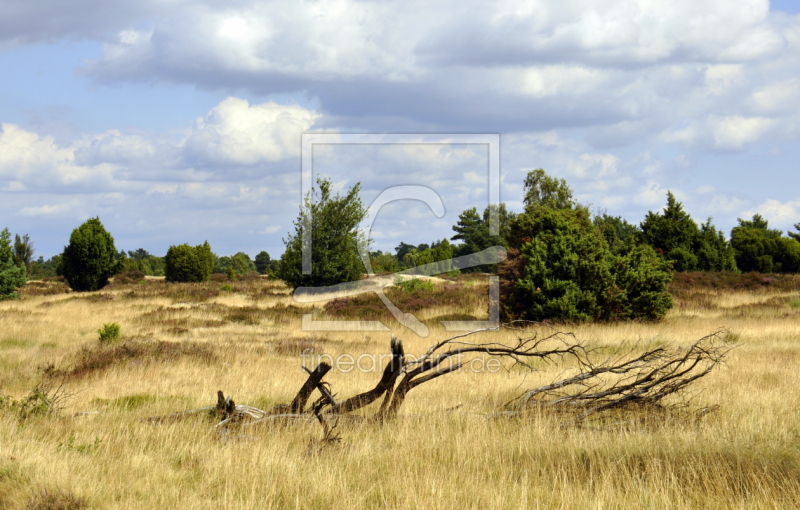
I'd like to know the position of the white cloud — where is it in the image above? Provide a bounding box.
[146,184,178,195]
[749,78,800,113]
[662,115,776,150]
[183,97,320,165]
[704,64,744,95]
[707,194,750,214]
[18,200,82,217]
[744,198,800,226]
[504,132,621,180]
[0,124,117,186]
[710,115,774,150]
[70,0,800,145]
[516,65,610,98]
[634,180,670,207]
[76,130,157,163]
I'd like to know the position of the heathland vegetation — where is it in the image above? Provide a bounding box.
[4,169,800,304]
[2,169,800,507]
[2,266,800,508]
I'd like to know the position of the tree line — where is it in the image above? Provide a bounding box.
[2,168,799,323]
[272,169,800,322]
[0,219,282,297]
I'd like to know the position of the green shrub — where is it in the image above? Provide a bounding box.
[60,218,120,292]
[98,323,121,344]
[396,277,435,293]
[730,215,800,273]
[229,252,256,277]
[603,244,674,320]
[500,170,673,323]
[505,208,612,322]
[164,242,214,283]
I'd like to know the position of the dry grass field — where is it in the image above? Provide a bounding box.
[1,272,800,509]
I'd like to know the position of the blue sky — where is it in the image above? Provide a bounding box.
[2,0,800,259]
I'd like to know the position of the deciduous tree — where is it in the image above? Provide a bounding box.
[278,178,369,289]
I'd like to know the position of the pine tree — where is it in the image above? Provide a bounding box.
[639,192,700,271]
[451,203,514,271]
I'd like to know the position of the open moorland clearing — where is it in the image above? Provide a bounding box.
[1,273,800,509]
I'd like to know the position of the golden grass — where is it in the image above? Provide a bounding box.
[1,275,799,508]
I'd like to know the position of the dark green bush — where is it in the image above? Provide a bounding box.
[500,170,673,323]
[731,215,800,273]
[60,218,120,292]
[505,208,613,322]
[164,242,214,283]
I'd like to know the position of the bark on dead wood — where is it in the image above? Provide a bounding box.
[289,362,331,413]
[145,325,731,437]
[504,329,732,427]
[327,337,404,415]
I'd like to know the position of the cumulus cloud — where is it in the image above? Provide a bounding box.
[503,132,622,182]
[0,123,116,187]
[0,97,320,255]
[4,0,800,255]
[662,114,777,150]
[634,180,670,207]
[18,199,84,217]
[707,195,750,214]
[183,97,320,166]
[744,198,800,227]
[69,0,800,142]
[710,115,775,150]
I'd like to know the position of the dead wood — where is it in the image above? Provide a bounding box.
[289,362,331,413]
[145,324,731,438]
[504,329,732,426]
[375,326,587,421]
[328,336,404,415]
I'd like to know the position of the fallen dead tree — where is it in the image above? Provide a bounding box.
[503,329,732,428]
[144,324,732,438]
